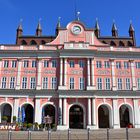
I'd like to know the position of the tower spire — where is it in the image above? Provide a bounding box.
[36,18,42,36]
[56,17,61,35]
[112,20,118,37]
[95,18,100,37]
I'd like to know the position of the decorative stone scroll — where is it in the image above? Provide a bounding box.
[44,70,56,74]
[3,69,16,74]
[117,70,130,76]
[97,70,110,75]
[24,70,36,74]
[71,70,83,75]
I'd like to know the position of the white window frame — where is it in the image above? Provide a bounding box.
[69,60,75,68]
[51,77,57,89]
[124,62,129,69]
[137,78,140,90]
[44,60,49,67]
[96,61,102,68]
[79,77,85,90]
[117,78,122,90]
[70,77,74,89]
[135,62,140,69]
[12,60,17,68]
[10,77,15,89]
[1,77,7,88]
[52,60,57,68]
[23,60,29,68]
[4,60,9,68]
[79,60,85,68]
[43,77,48,89]
[104,61,110,68]
[116,61,121,69]
[32,60,36,68]
[125,78,130,90]
[105,78,110,90]
[30,77,36,89]
[97,78,102,90]
[22,77,27,89]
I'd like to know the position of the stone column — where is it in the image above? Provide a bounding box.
[13,98,19,122]
[64,58,67,86]
[113,99,120,128]
[63,98,67,126]
[34,98,41,124]
[59,98,62,125]
[110,59,117,90]
[36,58,42,90]
[91,58,96,89]
[60,58,63,86]
[15,58,22,90]
[88,98,91,125]
[92,98,97,128]
[129,60,137,90]
[87,58,91,87]
[0,105,1,123]
[0,59,2,76]
[133,99,140,128]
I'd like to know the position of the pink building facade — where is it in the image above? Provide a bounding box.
[0,20,140,130]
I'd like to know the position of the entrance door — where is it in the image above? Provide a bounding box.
[69,105,83,129]
[98,105,110,128]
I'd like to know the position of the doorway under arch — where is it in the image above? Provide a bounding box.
[69,105,84,129]
[98,105,110,128]
[119,105,132,128]
[42,104,55,124]
[1,103,12,122]
[21,104,34,123]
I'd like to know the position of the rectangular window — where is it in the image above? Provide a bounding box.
[105,78,110,90]
[23,60,29,68]
[124,62,129,69]
[4,60,9,68]
[116,61,121,69]
[51,77,57,89]
[22,77,27,89]
[97,78,102,90]
[32,60,36,68]
[137,78,140,90]
[117,78,122,90]
[70,77,74,89]
[1,77,7,88]
[135,62,140,69]
[104,61,110,68]
[10,77,15,89]
[69,60,75,68]
[125,78,130,90]
[43,77,48,89]
[96,61,102,68]
[44,60,49,67]
[79,77,85,90]
[30,77,36,89]
[12,60,17,68]
[79,60,85,68]
[52,60,57,68]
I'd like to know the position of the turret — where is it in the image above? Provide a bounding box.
[94,18,100,38]
[36,21,42,36]
[56,17,61,35]
[16,20,23,44]
[112,22,118,37]
[129,22,136,46]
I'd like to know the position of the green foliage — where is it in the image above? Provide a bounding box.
[13,116,16,122]
[2,116,8,121]
[27,123,33,128]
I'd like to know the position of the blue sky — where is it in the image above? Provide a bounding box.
[0,0,139,45]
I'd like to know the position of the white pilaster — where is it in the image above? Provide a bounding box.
[130,60,137,91]
[87,58,91,87]
[64,58,67,87]
[36,58,42,90]
[63,98,67,125]
[13,98,19,121]
[60,58,63,86]
[34,98,41,124]
[0,105,1,123]
[92,98,97,128]
[59,98,62,125]
[110,59,117,91]
[113,99,120,128]
[133,99,140,128]
[88,98,91,125]
[15,59,22,90]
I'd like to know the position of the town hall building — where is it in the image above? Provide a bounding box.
[0,17,140,130]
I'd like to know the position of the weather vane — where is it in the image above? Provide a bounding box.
[77,11,80,21]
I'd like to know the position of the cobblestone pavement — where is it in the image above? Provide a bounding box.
[0,128,140,140]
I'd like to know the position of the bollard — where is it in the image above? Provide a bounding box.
[28,130,31,140]
[126,127,129,140]
[48,128,51,140]
[8,130,12,140]
[87,128,90,140]
[68,129,71,140]
[107,128,109,140]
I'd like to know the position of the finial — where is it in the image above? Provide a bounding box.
[129,20,134,32]
[112,20,117,31]
[57,17,61,28]
[76,11,80,21]
[37,18,42,30]
[17,18,23,30]
[95,18,100,30]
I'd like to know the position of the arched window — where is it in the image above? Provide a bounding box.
[102,41,107,44]
[30,40,37,45]
[21,40,27,45]
[119,41,125,47]
[110,41,116,46]
[127,41,133,46]
[41,40,46,45]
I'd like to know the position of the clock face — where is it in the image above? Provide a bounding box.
[72,25,81,35]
